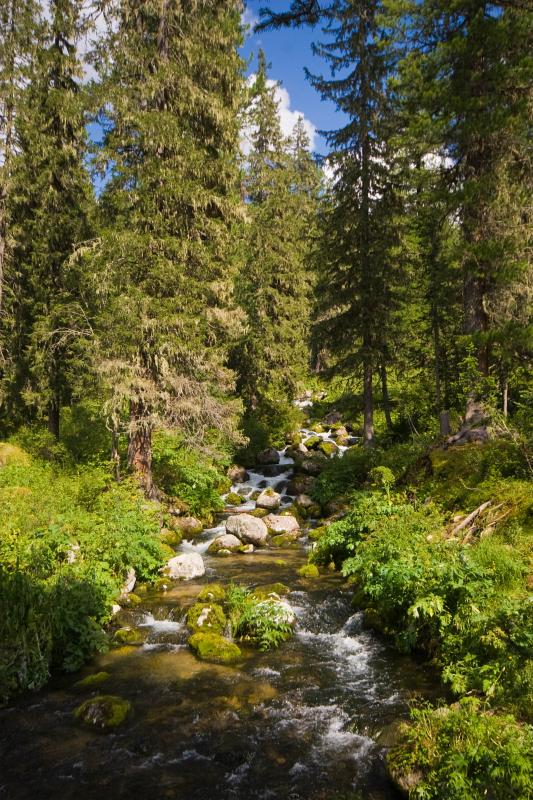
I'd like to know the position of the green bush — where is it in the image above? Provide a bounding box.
[388,699,533,800]
[151,431,226,517]
[225,584,293,651]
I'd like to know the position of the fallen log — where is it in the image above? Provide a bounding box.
[451,500,492,536]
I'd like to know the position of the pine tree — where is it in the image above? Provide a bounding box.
[3,0,93,437]
[235,53,320,430]
[397,0,532,417]
[309,0,400,445]
[83,0,245,494]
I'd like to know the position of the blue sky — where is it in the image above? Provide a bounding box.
[241,1,341,156]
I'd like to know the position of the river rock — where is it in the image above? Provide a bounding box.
[186,602,226,634]
[258,599,296,626]
[287,475,316,495]
[189,632,242,664]
[256,447,280,465]
[296,493,314,508]
[227,464,250,483]
[333,425,349,438]
[264,514,300,535]
[319,440,338,456]
[226,514,269,546]
[324,410,343,425]
[256,487,281,510]
[74,695,132,731]
[208,534,242,554]
[303,435,321,450]
[165,552,205,580]
[169,516,203,536]
[298,455,327,476]
[120,567,136,596]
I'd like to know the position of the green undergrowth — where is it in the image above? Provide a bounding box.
[0,450,164,702]
[308,435,533,793]
[225,584,294,651]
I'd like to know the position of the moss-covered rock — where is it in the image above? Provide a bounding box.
[249,507,269,518]
[226,492,243,506]
[74,695,131,731]
[197,583,226,603]
[74,671,111,690]
[303,435,321,450]
[319,440,339,457]
[120,592,142,607]
[207,534,241,554]
[154,577,172,591]
[310,423,325,434]
[113,626,144,646]
[160,542,177,560]
[274,559,288,567]
[186,602,226,634]
[270,533,300,548]
[251,583,290,599]
[188,632,242,664]
[160,527,182,547]
[168,516,204,537]
[239,544,254,554]
[308,525,328,542]
[298,564,320,579]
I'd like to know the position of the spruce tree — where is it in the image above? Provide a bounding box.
[84,0,245,494]
[3,0,93,437]
[236,53,320,430]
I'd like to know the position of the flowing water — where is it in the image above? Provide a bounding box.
[0,428,441,800]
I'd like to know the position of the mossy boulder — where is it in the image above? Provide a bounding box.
[186,602,226,634]
[256,487,281,510]
[308,525,328,542]
[270,533,300,548]
[120,592,142,607]
[74,695,131,731]
[74,671,111,690]
[286,431,303,447]
[188,632,242,664]
[168,516,204,537]
[197,583,226,603]
[239,544,254,554]
[310,422,325,434]
[319,440,338,457]
[160,542,177,559]
[251,583,290,599]
[303,435,321,450]
[226,492,243,506]
[298,564,320,579]
[159,528,182,547]
[207,534,241,554]
[113,626,144,646]
[249,507,269,518]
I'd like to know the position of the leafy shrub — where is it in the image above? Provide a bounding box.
[225,585,293,651]
[388,699,533,800]
[151,431,226,518]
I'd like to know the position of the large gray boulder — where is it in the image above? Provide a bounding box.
[226,514,269,546]
[256,487,281,510]
[165,552,205,580]
[264,514,300,535]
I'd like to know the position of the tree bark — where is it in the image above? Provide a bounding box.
[127,401,154,497]
[380,362,392,431]
[363,357,374,447]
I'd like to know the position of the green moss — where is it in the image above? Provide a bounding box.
[226,492,243,505]
[270,534,299,548]
[249,507,269,518]
[120,592,142,606]
[159,528,182,547]
[319,440,338,457]
[308,525,327,541]
[303,435,321,450]
[186,602,226,634]
[197,583,226,603]
[298,564,319,578]
[160,542,176,559]
[188,632,242,664]
[74,671,111,689]
[74,695,131,730]
[274,559,288,567]
[252,582,290,599]
[113,627,144,646]
[310,423,325,434]
[0,443,31,467]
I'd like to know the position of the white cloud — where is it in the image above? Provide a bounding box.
[242,73,317,156]
[241,6,259,37]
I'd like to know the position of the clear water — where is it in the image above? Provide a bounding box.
[0,430,441,800]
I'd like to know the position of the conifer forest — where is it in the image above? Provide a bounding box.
[0,1,531,798]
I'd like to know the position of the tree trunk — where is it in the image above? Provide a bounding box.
[127,401,154,497]
[380,362,392,431]
[503,379,509,418]
[363,357,374,447]
[111,423,121,482]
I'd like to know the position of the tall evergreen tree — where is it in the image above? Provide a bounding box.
[84,0,245,494]
[309,0,399,445]
[3,0,93,437]
[235,53,320,428]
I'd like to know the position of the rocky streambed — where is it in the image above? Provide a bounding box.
[0,420,441,800]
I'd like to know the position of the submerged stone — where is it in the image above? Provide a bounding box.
[74,695,131,731]
[188,632,242,664]
[74,671,111,690]
[251,583,290,599]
